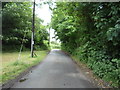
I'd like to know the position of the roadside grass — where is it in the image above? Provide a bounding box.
[0,50,48,84]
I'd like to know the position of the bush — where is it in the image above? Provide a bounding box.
[73,45,120,87]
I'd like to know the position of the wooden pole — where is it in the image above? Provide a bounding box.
[31,0,35,57]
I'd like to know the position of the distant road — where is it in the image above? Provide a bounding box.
[12,49,96,88]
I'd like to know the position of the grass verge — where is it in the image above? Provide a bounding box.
[0,50,48,84]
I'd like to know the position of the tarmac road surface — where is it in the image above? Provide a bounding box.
[11,49,97,88]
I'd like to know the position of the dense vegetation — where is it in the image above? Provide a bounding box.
[51,2,120,87]
[2,2,49,51]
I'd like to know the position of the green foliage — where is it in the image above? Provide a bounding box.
[51,2,120,87]
[2,2,49,51]
[107,19,120,45]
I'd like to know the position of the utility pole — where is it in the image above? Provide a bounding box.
[31,0,35,57]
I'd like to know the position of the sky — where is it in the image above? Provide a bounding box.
[35,2,58,42]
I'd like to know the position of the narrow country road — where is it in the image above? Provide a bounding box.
[11,49,97,88]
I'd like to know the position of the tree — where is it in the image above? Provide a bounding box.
[2,2,49,51]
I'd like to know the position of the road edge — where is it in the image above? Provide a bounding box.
[1,50,50,90]
[61,50,112,88]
